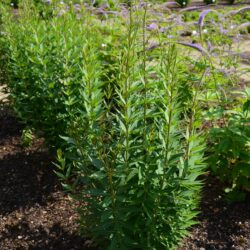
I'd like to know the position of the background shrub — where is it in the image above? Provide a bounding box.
[1,1,108,148]
[208,90,250,201]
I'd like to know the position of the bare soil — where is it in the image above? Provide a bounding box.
[0,106,94,250]
[179,175,250,250]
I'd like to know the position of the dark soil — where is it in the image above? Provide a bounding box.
[179,176,250,250]
[0,106,94,250]
[0,105,250,250]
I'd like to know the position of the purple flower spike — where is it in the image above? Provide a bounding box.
[207,41,212,52]
[237,22,250,30]
[165,2,179,7]
[177,42,210,57]
[219,24,228,35]
[225,6,250,17]
[198,9,219,30]
[160,27,167,33]
[147,23,158,31]
[139,1,147,8]
[180,6,205,13]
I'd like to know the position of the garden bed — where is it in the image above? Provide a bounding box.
[0,105,249,249]
[1,1,250,249]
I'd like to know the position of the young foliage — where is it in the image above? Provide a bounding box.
[1,0,104,148]
[57,5,206,249]
[208,90,250,202]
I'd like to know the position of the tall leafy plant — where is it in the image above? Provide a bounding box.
[57,4,206,249]
[1,0,104,148]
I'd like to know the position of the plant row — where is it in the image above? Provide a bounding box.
[0,0,249,248]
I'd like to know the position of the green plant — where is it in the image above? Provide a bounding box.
[207,90,250,202]
[192,8,250,202]
[55,5,207,249]
[21,128,34,147]
[1,0,106,148]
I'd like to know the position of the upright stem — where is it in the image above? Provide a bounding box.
[142,3,147,147]
[123,5,135,173]
[164,45,177,175]
[183,67,206,177]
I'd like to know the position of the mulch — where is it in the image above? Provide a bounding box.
[0,105,250,250]
[179,176,250,250]
[0,106,94,250]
